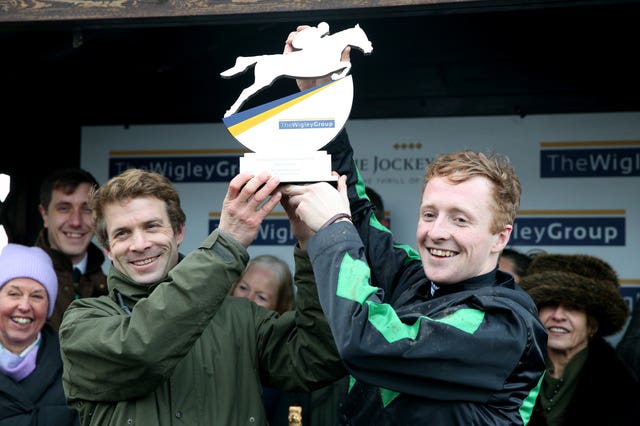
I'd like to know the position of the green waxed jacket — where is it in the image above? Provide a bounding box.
[59,229,345,426]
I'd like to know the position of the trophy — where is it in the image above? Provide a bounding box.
[220,22,373,182]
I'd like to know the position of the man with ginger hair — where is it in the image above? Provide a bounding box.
[282,24,546,425]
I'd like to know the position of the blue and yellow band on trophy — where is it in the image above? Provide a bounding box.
[222,76,354,154]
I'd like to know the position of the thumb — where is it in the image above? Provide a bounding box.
[337,175,350,211]
[341,46,351,62]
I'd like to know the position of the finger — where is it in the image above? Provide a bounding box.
[240,172,271,203]
[337,175,350,211]
[285,26,309,53]
[285,194,302,210]
[227,172,254,199]
[341,46,351,62]
[337,174,347,192]
[257,191,282,216]
[284,31,297,54]
[281,183,306,196]
[280,193,297,208]
[294,204,305,222]
[250,175,280,205]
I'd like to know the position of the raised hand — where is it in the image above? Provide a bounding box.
[281,193,315,250]
[218,172,282,248]
[284,24,351,92]
[281,174,350,232]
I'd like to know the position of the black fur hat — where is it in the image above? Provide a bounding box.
[526,254,619,288]
[519,254,628,337]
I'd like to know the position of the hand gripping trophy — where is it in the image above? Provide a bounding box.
[220,22,373,182]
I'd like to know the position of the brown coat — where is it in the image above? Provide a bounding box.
[35,229,108,331]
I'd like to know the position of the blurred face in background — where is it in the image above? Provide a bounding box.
[232,264,279,312]
[39,182,95,265]
[498,256,520,283]
[0,278,48,354]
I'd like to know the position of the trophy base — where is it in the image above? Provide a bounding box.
[240,151,337,183]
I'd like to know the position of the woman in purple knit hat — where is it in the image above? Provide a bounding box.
[0,243,79,425]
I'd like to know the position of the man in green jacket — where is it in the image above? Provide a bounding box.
[59,169,345,426]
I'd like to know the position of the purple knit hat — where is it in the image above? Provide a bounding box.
[0,244,58,318]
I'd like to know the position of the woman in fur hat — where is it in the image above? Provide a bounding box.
[520,254,640,426]
[0,244,79,425]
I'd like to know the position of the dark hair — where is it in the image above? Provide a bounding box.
[39,168,99,210]
[499,248,532,279]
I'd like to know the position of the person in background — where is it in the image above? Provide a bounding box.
[365,186,390,229]
[0,244,79,425]
[35,168,107,331]
[59,169,345,426]
[230,254,295,315]
[230,254,295,423]
[498,247,532,284]
[519,253,640,426]
[230,254,349,426]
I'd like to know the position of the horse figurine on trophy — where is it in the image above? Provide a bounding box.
[220,23,373,118]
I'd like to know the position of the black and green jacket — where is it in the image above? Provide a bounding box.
[307,130,548,425]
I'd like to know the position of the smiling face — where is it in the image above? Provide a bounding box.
[0,278,49,354]
[416,176,511,285]
[103,197,184,285]
[39,182,95,265]
[540,303,594,360]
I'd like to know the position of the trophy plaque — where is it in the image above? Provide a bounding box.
[220,22,372,182]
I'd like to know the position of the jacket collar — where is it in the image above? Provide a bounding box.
[431,267,505,298]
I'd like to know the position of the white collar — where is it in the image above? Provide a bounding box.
[73,253,89,274]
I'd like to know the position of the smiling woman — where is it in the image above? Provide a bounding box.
[0,243,79,426]
[520,254,640,426]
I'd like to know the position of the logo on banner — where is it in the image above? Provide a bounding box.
[540,140,640,177]
[109,149,243,182]
[509,209,625,246]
